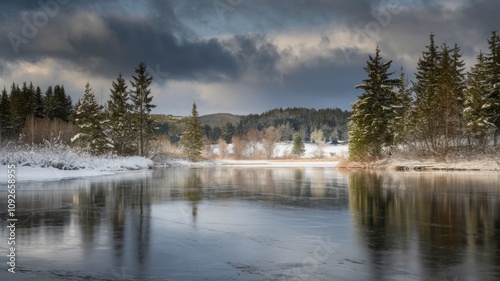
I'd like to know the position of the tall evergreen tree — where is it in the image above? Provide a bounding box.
[464,51,493,150]
[44,86,55,119]
[291,132,305,157]
[435,43,466,152]
[53,85,72,121]
[349,47,399,161]
[108,73,133,155]
[130,62,156,156]
[9,83,24,138]
[0,87,10,142]
[412,33,442,154]
[21,82,35,116]
[33,86,45,118]
[391,68,413,145]
[484,31,500,145]
[181,103,204,161]
[73,82,112,155]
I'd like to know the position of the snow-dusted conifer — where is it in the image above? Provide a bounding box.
[484,31,500,145]
[0,87,10,141]
[73,82,112,155]
[108,74,134,155]
[292,133,305,157]
[181,103,204,161]
[349,47,399,161]
[130,62,156,156]
[464,51,494,149]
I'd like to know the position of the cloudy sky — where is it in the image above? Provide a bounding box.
[0,0,498,115]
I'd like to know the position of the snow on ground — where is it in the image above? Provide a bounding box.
[0,146,154,183]
[0,165,115,183]
[209,143,348,167]
[277,142,348,159]
[213,142,349,159]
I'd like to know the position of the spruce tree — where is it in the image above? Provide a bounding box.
[348,47,399,161]
[181,103,204,161]
[130,62,156,156]
[21,82,35,116]
[0,87,10,142]
[435,43,466,153]
[484,31,500,145]
[44,86,55,119]
[412,33,441,154]
[464,51,493,149]
[108,73,133,155]
[33,86,45,118]
[53,85,72,121]
[292,133,305,157]
[391,68,412,145]
[9,83,24,138]
[73,82,112,155]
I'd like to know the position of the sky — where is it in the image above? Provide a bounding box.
[0,0,498,116]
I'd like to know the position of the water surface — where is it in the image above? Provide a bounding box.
[0,167,499,280]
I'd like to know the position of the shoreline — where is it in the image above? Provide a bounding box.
[342,158,500,172]
[3,157,498,185]
[216,159,341,167]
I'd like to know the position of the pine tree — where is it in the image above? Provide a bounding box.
[70,99,81,123]
[130,62,156,156]
[21,82,35,116]
[181,103,204,161]
[484,31,500,145]
[464,51,493,150]
[0,87,10,142]
[435,43,466,153]
[44,86,55,119]
[412,33,442,154]
[9,83,24,138]
[73,82,112,155]
[221,122,235,143]
[33,86,45,118]
[108,73,134,155]
[53,85,72,121]
[291,133,305,157]
[391,68,412,145]
[348,47,399,161]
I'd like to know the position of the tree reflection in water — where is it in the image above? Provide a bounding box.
[349,170,500,280]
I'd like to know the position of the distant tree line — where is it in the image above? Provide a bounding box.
[153,107,350,148]
[349,31,500,161]
[0,82,73,142]
[234,107,350,143]
[0,62,157,157]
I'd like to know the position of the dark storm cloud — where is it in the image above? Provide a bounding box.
[0,0,289,83]
[0,0,498,114]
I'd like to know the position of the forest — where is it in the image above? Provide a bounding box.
[154,107,350,145]
[349,31,500,161]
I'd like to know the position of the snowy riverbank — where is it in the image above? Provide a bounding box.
[0,145,154,183]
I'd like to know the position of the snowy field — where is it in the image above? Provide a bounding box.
[213,142,349,159]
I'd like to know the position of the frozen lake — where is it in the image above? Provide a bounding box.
[1,167,499,280]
